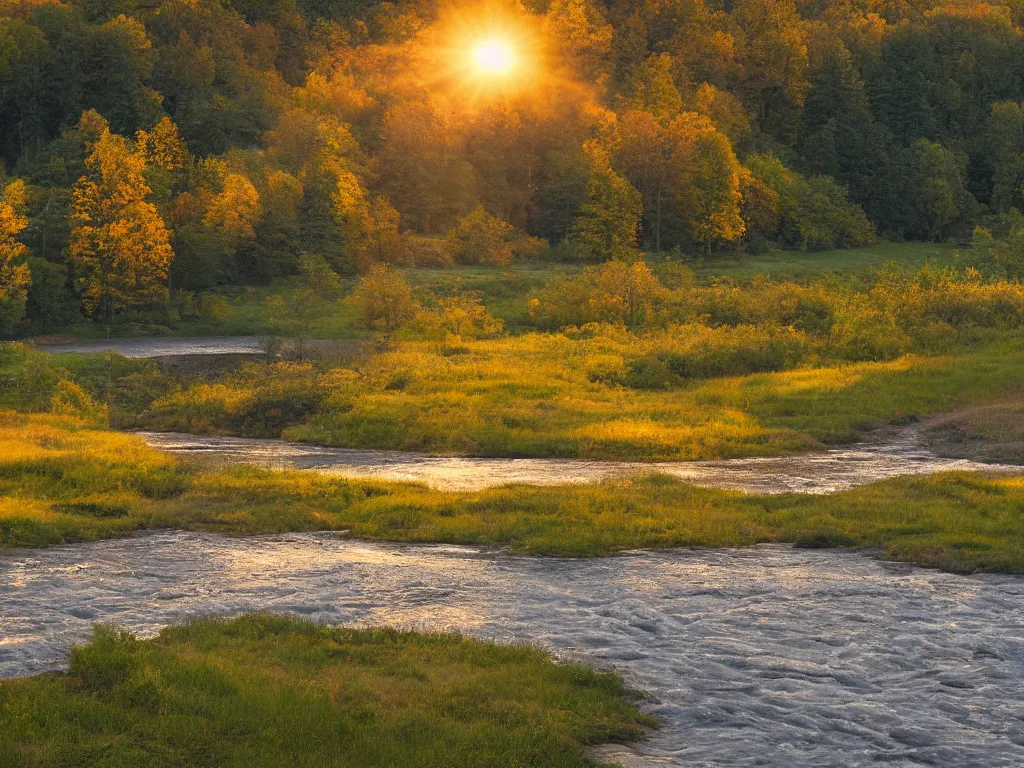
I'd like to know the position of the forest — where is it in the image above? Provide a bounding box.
[3,0,1024,330]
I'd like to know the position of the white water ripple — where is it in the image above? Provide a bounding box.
[2,534,1023,766]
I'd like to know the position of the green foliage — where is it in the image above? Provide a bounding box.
[347,263,419,340]
[22,257,80,331]
[266,254,342,359]
[529,259,663,328]
[746,154,875,251]
[569,155,643,261]
[413,295,505,341]
[49,379,109,427]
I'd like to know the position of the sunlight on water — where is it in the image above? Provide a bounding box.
[138,428,1023,494]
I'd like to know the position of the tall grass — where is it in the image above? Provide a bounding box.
[0,614,653,767]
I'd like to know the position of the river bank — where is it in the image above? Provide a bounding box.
[2,412,1023,571]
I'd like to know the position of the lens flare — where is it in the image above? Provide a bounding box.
[473,39,516,75]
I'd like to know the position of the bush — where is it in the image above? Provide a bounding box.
[622,323,810,387]
[411,295,504,341]
[444,206,515,265]
[529,260,665,329]
[143,362,326,437]
[745,154,875,251]
[49,379,109,426]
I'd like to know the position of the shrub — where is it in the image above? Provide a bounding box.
[529,260,665,329]
[50,379,109,426]
[412,295,504,341]
[444,206,514,265]
[622,323,810,387]
[745,153,875,250]
[143,362,326,437]
[829,299,909,361]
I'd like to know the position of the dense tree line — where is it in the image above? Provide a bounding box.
[4,0,1024,331]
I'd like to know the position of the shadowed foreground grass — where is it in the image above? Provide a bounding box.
[1,412,1022,573]
[0,614,653,767]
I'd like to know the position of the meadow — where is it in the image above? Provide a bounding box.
[0,614,653,767]
[20,243,959,341]
[98,333,1024,461]
[8,246,1022,462]
[2,411,1022,573]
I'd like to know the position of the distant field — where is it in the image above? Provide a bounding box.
[684,241,960,281]
[18,241,957,341]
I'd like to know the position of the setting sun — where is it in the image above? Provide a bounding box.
[473,39,516,75]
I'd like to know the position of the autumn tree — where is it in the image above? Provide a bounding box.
[360,196,406,265]
[204,173,263,242]
[136,115,189,205]
[622,53,682,122]
[0,180,32,334]
[729,0,808,139]
[570,147,643,260]
[68,113,173,320]
[546,0,614,79]
[674,123,745,255]
[617,111,744,253]
[347,263,419,341]
[378,99,476,234]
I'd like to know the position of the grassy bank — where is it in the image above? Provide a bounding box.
[133,334,1024,460]
[0,614,652,767]
[2,412,1022,573]
[923,402,1024,464]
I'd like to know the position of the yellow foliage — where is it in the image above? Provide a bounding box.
[204,173,263,241]
[69,117,173,318]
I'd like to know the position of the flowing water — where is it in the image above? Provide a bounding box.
[1,534,1022,766]
[36,336,265,358]
[139,429,1022,494]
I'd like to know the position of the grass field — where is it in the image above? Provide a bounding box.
[0,614,653,767]
[131,333,1024,460]
[2,412,1022,573]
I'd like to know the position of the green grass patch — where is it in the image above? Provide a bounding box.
[0,614,653,767]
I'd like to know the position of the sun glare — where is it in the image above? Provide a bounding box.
[473,39,516,75]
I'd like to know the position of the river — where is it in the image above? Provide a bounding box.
[1,534,1022,766]
[138,428,1021,494]
[36,336,265,358]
